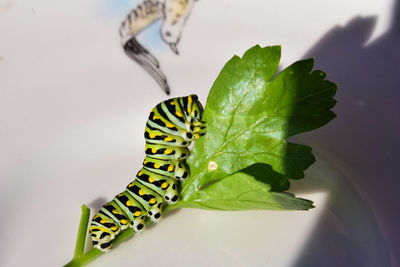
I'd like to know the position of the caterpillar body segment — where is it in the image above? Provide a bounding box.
[136,168,179,200]
[114,191,147,231]
[144,125,189,147]
[145,143,190,160]
[142,156,189,181]
[89,94,205,251]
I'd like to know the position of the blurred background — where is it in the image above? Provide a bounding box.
[0,0,399,266]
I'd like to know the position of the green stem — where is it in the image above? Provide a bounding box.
[74,205,90,259]
[64,204,181,267]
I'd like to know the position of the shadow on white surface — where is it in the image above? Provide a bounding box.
[291,156,391,267]
[292,1,400,266]
[88,197,108,211]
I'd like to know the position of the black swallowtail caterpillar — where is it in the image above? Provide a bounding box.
[89,95,205,251]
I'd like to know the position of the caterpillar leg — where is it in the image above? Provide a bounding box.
[131,215,147,232]
[192,121,206,134]
[188,120,206,141]
[164,179,179,204]
[173,160,189,181]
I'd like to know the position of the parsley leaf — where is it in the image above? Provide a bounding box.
[175,45,336,210]
[174,166,314,211]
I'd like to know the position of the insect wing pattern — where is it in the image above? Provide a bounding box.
[89,95,206,251]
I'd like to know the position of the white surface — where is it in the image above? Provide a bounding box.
[0,0,398,266]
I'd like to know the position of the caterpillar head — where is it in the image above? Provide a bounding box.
[187,94,203,122]
[181,94,206,141]
[174,161,189,181]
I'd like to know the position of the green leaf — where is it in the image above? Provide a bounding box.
[180,45,336,203]
[174,171,313,211]
[240,163,290,192]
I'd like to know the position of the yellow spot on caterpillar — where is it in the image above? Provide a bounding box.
[100,219,107,224]
[166,122,175,128]
[176,111,183,117]
[153,114,159,120]
[149,198,156,204]
[165,149,173,154]
[149,177,155,183]
[168,165,174,172]
[118,193,124,197]
[143,159,148,164]
[138,171,143,176]
[149,132,156,139]
[139,189,145,196]
[161,182,169,189]
[128,183,134,188]
[154,163,160,168]
[120,219,128,225]
[111,226,118,231]
[188,96,192,114]
[164,136,173,142]
[170,101,175,105]
[133,211,142,217]
[112,209,119,214]
[208,161,218,171]
[151,148,157,153]
[126,200,132,206]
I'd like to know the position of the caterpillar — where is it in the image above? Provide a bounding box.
[89,95,206,251]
